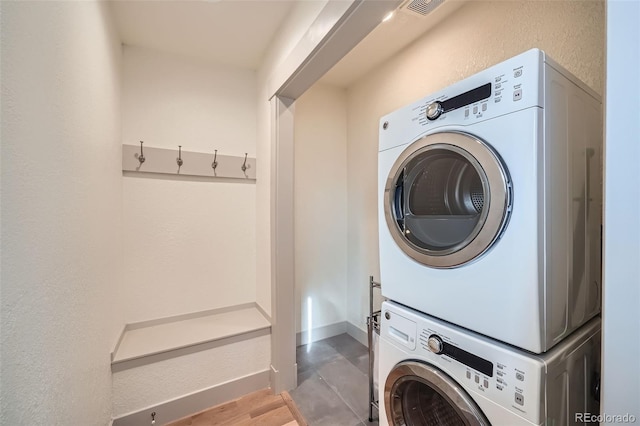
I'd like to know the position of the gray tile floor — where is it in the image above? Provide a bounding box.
[290,333,379,426]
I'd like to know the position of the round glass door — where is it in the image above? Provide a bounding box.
[385,361,490,426]
[384,132,511,268]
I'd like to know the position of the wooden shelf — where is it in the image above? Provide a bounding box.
[112,303,271,372]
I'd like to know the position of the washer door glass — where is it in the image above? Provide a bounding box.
[384,132,511,268]
[385,361,490,426]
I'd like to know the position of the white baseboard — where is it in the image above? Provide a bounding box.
[296,321,347,346]
[347,321,368,347]
[111,370,269,426]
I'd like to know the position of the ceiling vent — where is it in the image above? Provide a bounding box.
[399,0,445,17]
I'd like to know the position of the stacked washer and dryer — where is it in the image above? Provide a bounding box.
[377,49,602,426]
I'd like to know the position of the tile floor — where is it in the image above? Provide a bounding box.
[290,333,379,426]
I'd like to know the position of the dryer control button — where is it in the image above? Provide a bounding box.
[515,393,524,406]
[427,335,444,354]
[426,102,443,120]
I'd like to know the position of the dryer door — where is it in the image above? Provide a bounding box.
[385,360,490,426]
[384,132,511,268]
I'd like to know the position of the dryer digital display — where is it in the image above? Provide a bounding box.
[439,83,492,114]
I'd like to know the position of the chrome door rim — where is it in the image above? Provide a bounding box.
[383,131,511,268]
[384,360,491,426]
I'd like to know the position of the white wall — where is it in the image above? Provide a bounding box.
[345,0,605,331]
[121,46,257,322]
[602,0,640,418]
[256,0,329,318]
[0,2,122,424]
[294,83,348,337]
[112,334,270,417]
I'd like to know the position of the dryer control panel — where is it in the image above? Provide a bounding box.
[379,48,545,152]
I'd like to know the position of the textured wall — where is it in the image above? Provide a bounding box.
[112,334,270,417]
[345,0,605,330]
[602,0,640,418]
[293,83,348,334]
[256,0,330,318]
[121,47,257,322]
[0,2,122,424]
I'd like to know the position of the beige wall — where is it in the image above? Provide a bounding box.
[121,46,257,322]
[1,2,122,424]
[294,83,348,336]
[346,0,605,330]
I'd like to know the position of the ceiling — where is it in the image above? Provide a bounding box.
[109,0,296,70]
[109,0,465,86]
[320,0,465,87]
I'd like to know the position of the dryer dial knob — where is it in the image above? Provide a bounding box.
[427,335,444,354]
[426,102,443,120]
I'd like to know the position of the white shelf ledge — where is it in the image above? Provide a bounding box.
[111,303,271,372]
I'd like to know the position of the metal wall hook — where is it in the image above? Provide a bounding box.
[211,149,218,170]
[241,153,248,172]
[138,141,145,164]
[176,145,183,167]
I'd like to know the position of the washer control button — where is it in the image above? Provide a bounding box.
[482,103,487,112]
[513,89,522,101]
[465,108,469,117]
[516,372,525,381]
[483,379,489,388]
[515,393,524,406]
[427,335,444,354]
[426,102,443,120]
[514,69,523,78]
[473,105,478,114]
[466,371,471,379]
[475,375,480,384]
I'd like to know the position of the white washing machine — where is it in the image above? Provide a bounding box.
[379,301,601,426]
[378,49,602,353]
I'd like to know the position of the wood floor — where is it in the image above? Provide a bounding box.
[166,389,308,426]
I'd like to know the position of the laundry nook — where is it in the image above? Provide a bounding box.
[1,0,637,425]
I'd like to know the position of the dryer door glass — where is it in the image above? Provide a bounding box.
[384,132,511,268]
[402,148,484,251]
[385,361,490,426]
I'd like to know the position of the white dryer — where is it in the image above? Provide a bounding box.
[379,301,601,426]
[378,49,602,353]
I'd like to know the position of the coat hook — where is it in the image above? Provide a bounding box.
[211,149,218,170]
[138,141,145,164]
[241,153,248,172]
[176,145,183,167]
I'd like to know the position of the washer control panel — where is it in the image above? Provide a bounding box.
[382,301,544,424]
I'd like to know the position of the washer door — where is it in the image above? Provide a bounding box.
[384,132,511,268]
[385,360,490,426]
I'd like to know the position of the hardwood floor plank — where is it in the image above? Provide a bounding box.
[234,405,295,426]
[249,399,286,418]
[165,388,304,426]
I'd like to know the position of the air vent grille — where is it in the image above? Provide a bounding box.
[401,0,444,17]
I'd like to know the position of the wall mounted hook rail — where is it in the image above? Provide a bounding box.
[123,144,256,181]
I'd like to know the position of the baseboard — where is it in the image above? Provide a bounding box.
[346,321,368,347]
[111,370,270,426]
[296,321,347,346]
